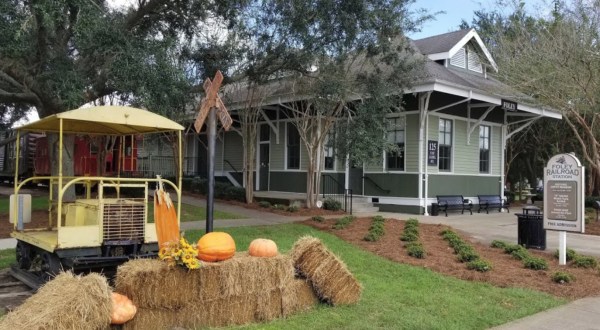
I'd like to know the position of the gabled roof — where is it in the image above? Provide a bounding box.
[414,28,498,72]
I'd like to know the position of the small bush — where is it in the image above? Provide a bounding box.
[490,240,508,249]
[364,232,379,242]
[573,255,598,269]
[407,243,426,259]
[333,215,356,229]
[441,230,460,242]
[553,248,578,262]
[286,205,299,212]
[400,231,419,242]
[439,229,455,236]
[523,257,548,270]
[457,249,480,263]
[503,244,526,254]
[405,218,419,227]
[467,259,492,272]
[272,204,286,210]
[372,215,385,223]
[452,242,473,254]
[323,198,342,211]
[312,215,325,222]
[511,248,530,261]
[552,271,575,284]
[258,201,271,208]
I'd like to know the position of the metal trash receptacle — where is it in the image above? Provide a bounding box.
[431,203,439,216]
[516,206,546,250]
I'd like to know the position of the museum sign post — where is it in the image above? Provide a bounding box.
[543,153,585,265]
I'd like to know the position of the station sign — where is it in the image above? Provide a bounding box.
[543,153,584,233]
[501,99,517,112]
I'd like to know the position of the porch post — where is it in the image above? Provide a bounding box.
[418,92,432,215]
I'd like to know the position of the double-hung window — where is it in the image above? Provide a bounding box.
[479,125,490,173]
[324,127,335,170]
[286,123,300,169]
[438,119,452,171]
[386,117,405,171]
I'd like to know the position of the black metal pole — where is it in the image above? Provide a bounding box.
[206,108,216,233]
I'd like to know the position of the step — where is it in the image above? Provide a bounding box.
[352,206,380,213]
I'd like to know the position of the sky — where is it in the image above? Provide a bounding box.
[408,0,552,40]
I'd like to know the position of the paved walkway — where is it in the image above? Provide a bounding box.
[2,188,600,329]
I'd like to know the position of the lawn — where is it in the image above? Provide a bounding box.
[0,249,14,270]
[148,202,243,222]
[0,196,49,214]
[184,224,565,330]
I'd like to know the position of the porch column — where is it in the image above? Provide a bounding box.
[418,92,432,215]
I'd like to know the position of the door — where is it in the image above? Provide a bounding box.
[258,124,270,191]
[349,164,363,195]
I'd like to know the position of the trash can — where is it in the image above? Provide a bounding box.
[516,206,546,250]
[431,203,439,216]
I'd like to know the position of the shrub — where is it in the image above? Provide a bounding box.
[405,218,419,227]
[272,204,286,210]
[511,248,530,261]
[223,185,246,202]
[400,231,419,242]
[503,244,526,254]
[372,215,385,223]
[573,256,598,269]
[441,230,460,242]
[406,243,426,259]
[312,215,325,222]
[467,259,492,272]
[258,201,271,208]
[452,242,473,255]
[457,249,479,263]
[490,240,508,249]
[323,198,342,211]
[523,257,548,270]
[286,205,299,213]
[551,271,575,284]
[553,248,578,262]
[403,226,419,236]
[333,215,355,229]
[585,196,600,208]
[364,232,379,242]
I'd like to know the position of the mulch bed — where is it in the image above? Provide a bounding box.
[0,210,49,239]
[301,217,600,300]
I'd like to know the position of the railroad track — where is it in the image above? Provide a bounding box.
[0,268,34,314]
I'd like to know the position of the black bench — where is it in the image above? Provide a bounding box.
[436,195,473,217]
[477,195,509,214]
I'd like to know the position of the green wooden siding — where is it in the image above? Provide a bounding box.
[491,126,502,176]
[223,132,243,172]
[270,124,285,170]
[405,114,419,172]
[427,174,501,196]
[364,173,419,197]
[270,171,306,192]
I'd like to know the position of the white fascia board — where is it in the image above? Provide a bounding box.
[427,52,450,61]
[518,103,562,119]
[447,29,499,73]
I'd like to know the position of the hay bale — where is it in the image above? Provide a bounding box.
[123,290,283,329]
[290,236,362,305]
[115,252,293,310]
[0,271,112,329]
[282,278,319,316]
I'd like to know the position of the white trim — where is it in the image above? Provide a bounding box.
[285,122,301,170]
[478,124,491,175]
[438,117,454,173]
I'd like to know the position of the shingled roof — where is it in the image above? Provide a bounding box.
[413,29,471,55]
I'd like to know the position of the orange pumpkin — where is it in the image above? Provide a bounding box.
[197,232,236,262]
[248,238,278,257]
[111,292,137,325]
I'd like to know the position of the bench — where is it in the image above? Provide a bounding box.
[477,195,509,214]
[436,195,473,217]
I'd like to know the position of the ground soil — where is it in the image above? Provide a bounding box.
[301,216,600,300]
[0,210,50,240]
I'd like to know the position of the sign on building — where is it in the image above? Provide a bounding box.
[543,153,584,233]
[427,140,438,166]
[501,99,517,112]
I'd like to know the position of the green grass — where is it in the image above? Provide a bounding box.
[184,224,565,330]
[0,249,15,270]
[0,196,49,214]
[147,202,244,222]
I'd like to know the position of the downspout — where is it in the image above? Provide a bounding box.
[418,92,432,215]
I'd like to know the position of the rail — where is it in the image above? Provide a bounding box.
[363,176,390,194]
[224,160,240,174]
[321,174,352,214]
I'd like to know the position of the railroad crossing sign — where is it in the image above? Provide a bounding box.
[194,70,232,133]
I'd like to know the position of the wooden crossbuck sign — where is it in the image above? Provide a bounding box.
[194,70,232,133]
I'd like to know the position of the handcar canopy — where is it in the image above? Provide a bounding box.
[17,106,184,135]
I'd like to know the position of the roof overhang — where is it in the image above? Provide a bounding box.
[426,29,499,73]
[17,106,184,135]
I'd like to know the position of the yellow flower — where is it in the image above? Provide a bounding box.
[184,246,196,255]
[185,260,200,270]
[158,247,168,259]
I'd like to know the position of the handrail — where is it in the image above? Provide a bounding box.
[363,176,390,194]
[321,174,344,195]
[224,160,240,174]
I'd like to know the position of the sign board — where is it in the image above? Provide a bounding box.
[501,99,517,112]
[194,70,232,132]
[427,140,438,166]
[543,153,584,233]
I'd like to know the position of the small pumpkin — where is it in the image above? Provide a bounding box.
[248,238,278,257]
[110,292,137,325]
[197,232,236,262]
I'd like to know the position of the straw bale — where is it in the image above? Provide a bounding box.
[0,271,112,329]
[291,236,362,305]
[282,278,319,316]
[115,252,294,309]
[123,289,283,329]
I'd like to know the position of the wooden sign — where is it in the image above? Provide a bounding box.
[194,70,232,132]
[543,153,584,233]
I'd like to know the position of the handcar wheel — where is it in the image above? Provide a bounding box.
[16,241,32,270]
[40,252,61,282]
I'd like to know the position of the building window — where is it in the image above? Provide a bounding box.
[438,119,452,171]
[450,47,466,68]
[324,127,335,170]
[386,117,405,171]
[286,123,300,169]
[479,125,490,173]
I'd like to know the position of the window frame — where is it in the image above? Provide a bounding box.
[385,116,406,172]
[479,125,491,173]
[286,122,301,170]
[438,118,453,172]
[323,125,336,171]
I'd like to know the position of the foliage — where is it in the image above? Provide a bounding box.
[523,257,548,271]
[333,215,356,229]
[181,177,246,203]
[286,205,299,213]
[400,231,419,242]
[158,238,200,270]
[0,248,15,270]
[323,198,342,211]
[490,240,508,249]
[553,248,578,262]
[182,224,564,329]
[551,271,575,284]
[311,215,325,223]
[258,201,271,208]
[363,216,385,242]
[573,256,598,269]
[511,248,530,261]
[503,244,526,255]
[272,204,286,211]
[406,242,426,259]
[457,249,480,263]
[467,259,493,272]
